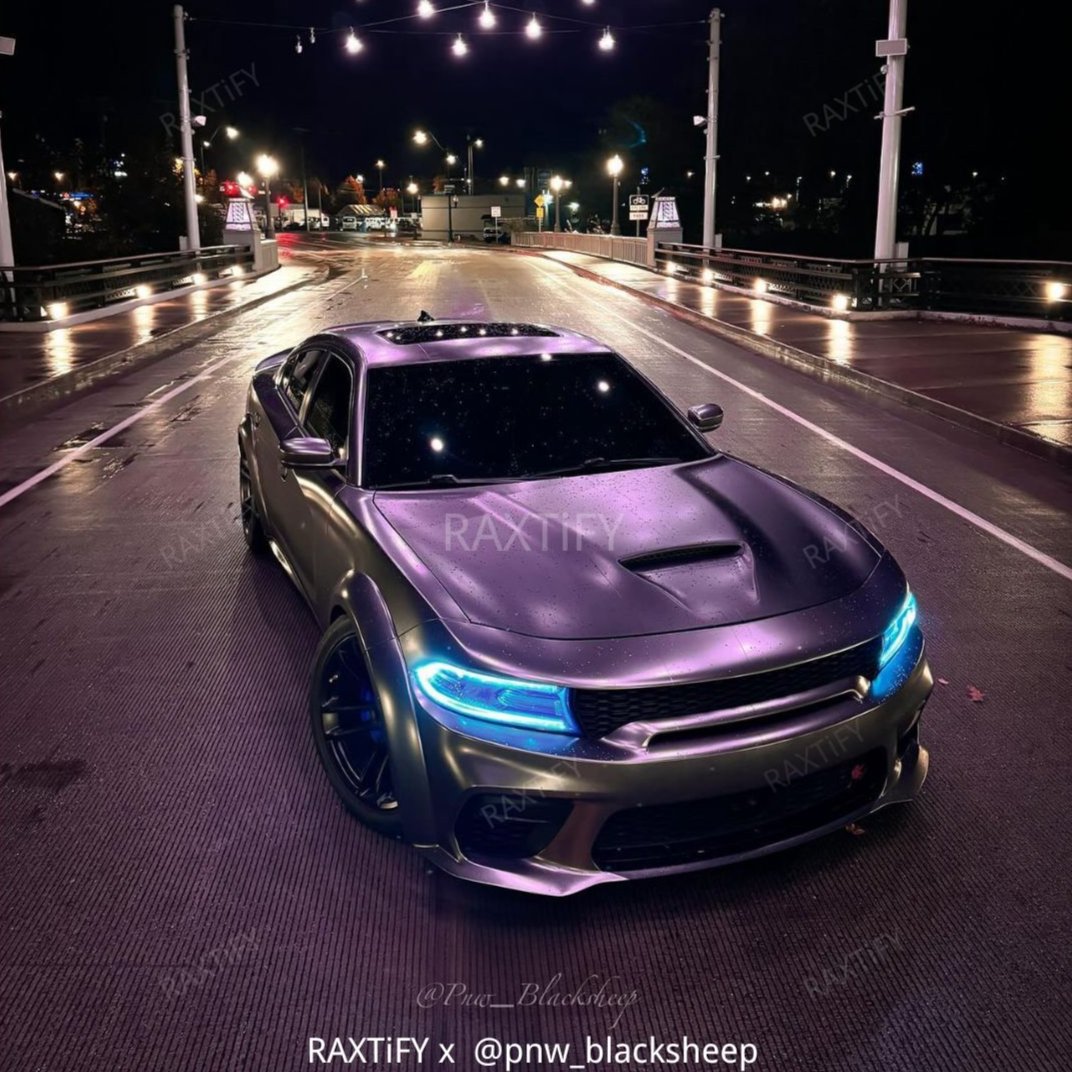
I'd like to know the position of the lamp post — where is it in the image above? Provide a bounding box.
[376,158,386,194]
[874,0,909,261]
[700,8,721,249]
[550,174,564,232]
[466,135,483,193]
[256,153,278,238]
[198,123,238,175]
[173,4,200,251]
[406,180,418,216]
[607,155,623,235]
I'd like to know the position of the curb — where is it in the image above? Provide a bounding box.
[0,268,325,426]
[512,248,1072,470]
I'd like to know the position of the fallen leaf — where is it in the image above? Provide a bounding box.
[844,822,867,837]
[966,685,985,702]
[938,677,949,685]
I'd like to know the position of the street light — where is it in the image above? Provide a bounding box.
[197,122,239,174]
[550,174,565,232]
[467,135,483,193]
[256,153,279,237]
[607,154,623,235]
[376,158,386,193]
[499,175,509,187]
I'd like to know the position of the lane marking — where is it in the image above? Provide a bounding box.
[0,270,369,511]
[531,261,1072,583]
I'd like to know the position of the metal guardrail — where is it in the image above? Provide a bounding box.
[511,230,650,268]
[0,245,254,323]
[653,244,1071,320]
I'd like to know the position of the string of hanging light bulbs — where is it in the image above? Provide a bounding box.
[187,2,693,61]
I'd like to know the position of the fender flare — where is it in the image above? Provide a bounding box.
[330,572,438,846]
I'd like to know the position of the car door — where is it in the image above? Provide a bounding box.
[253,345,324,595]
[292,350,355,617]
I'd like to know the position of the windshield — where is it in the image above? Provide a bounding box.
[362,351,710,489]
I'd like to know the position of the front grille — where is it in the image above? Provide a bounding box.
[592,748,886,871]
[455,793,572,860]
[570,638,882,739]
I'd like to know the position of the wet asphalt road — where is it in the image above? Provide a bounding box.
[1,237,1070,1072]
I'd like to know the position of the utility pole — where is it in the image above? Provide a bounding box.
[0,109,13,270]
[1,34,17,317]
[873,0,909,261]
[701,8,721,249]
[173,5,200,251]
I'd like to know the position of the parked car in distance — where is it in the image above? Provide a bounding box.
[339,216,359,232]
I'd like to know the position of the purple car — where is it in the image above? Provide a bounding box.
[238,318,931,895]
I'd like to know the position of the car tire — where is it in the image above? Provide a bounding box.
[309,617,403,837]
[239,447,269,555]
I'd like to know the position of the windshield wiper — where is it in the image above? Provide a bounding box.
[517,456,686,480]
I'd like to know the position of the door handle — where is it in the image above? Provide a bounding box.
[252,412,261,428]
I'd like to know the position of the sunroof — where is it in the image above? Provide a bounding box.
[379,323,558,345]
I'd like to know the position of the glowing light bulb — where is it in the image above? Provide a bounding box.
[478,1,496,29]
[345,31,363,54]
[417,1,435,18]
[598,27,614,51]
[452,34,468,57]
[525,14,542,39]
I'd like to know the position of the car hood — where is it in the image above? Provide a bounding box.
[372,456,881,640]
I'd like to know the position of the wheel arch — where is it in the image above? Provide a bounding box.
[327,572,438,845]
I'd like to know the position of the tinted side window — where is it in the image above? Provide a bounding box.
[305,355,353,454]
[281,348,322,411]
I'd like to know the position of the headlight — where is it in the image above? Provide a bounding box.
[412,660,577,734]
[878,591,918,670]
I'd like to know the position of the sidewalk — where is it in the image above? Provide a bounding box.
[533,249,1072,464]
[0,263,320,421]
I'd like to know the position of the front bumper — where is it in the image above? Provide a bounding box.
[410,636,932,896]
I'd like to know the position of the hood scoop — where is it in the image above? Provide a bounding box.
[620,542,744,573]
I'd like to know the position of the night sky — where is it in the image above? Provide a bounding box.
[0,1,1064,246]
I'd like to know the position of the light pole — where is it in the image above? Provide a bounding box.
[173,4,200,251]
[874,0,909,261]
[607,155,623,235]
[376,158,386,194]
[467,135,483,193]
[406,181,418,216]
[256,154,278,238]
[701,8,721,249]
[197,123,238,175]
[0,111,14,277]
[550,174,564,232]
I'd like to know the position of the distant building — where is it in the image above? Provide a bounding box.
[419,191,525,241]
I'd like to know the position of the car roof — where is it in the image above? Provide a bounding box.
[319,320,612,367]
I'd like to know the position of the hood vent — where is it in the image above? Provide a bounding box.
[619,542,743,572]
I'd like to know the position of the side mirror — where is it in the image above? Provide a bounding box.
[688,402,724,433]
[280,436,338,469]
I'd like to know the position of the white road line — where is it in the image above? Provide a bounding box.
[530,260,1072,583]
[0,270,367,511]
[625,306,1072,581]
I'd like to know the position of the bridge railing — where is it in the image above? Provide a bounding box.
[511,230,650,268]
[0,245,255,323]
[653,244,1070,320]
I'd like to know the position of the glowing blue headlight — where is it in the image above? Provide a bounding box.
[412,661,577,735]
[879,591,918,670]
